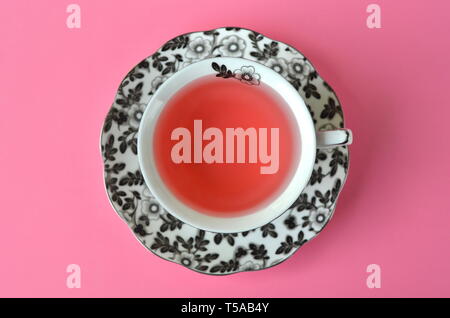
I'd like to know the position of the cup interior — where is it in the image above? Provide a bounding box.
[138,57,316,233]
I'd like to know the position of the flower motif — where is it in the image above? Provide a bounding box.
[265,57,289,76]
[127,103,145,129]
[288,58,311,80]
[179,252,195,268]
[218,35,246,57]
[308,207,331,232]
[151,76,168,92]
[186,36,212,59]
[141,199,162,221]
[233,66,260,85]
[239,261,261,271]
[136,188,162,225]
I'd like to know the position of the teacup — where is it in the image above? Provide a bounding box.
[138,57,352,233]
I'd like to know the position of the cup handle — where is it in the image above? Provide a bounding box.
[316,129,353,148]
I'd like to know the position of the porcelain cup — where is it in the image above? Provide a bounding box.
[138,57,352,233]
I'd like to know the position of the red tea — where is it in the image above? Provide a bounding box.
[153,75,300,217]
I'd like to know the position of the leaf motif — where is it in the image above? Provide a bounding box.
[214,233,222,244]
[196,265,208,271]
[210,260,238,273]
[130,140,138,155]
[249,51,265,60]
[227,235,235,246]
[135,82,143,91]
[204,253,219,263]
[162,35,189,51]
[119,140,127,153]
[303,83,321,99]
[331,179,342,203]
[212,62,220,72]
[275,246,285,255]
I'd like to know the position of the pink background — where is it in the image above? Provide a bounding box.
[1,0,449,297]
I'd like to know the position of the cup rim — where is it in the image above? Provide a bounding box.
[137,57,316,233]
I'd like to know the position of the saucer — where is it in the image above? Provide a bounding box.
[101,27,349,275]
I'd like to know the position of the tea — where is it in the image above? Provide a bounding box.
[153,75,300,217]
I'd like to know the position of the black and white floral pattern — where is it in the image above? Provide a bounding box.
[186,36,212,60]
[266,57,289,77]
[219,35,246,57]
[288,58,311,80]
[101,27,349,275]
[211,62,261,85]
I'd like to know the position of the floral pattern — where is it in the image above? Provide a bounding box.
[288,58,311,80]
[186,36,212,60]
[211,62,261,85]
[127,103,145,129]
[234,66,261,85]
[151,76,168,92]
[219,35,246,57]
[266,57,289,77]
[101,27,349,275]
